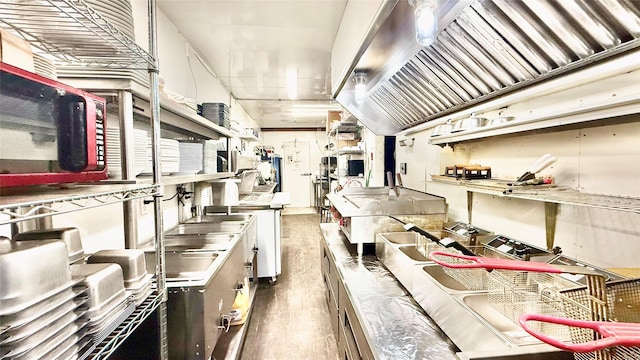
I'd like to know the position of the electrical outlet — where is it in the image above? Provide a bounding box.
[400,162,407,174]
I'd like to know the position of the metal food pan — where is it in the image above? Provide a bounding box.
[87,249,147,289]
[71,263,127,321]
[0,287,77,332]
[0,239,72,315]
[13,227,85,264]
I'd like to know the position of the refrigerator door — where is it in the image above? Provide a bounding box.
[271,156,282,192]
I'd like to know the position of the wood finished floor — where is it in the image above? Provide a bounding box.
[240,213,340,360]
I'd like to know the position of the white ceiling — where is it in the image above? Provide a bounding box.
[157,0,348,129]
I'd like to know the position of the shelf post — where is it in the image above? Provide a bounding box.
[118,90,139,249]
[147,0,168,359]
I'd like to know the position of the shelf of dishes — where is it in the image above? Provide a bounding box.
[328,119,361,136]
[51,79,235,140]
[428,90,639,146]
[429,175,640,214]
[0,184,159,225]
[235,128,260,141]
[0,0,154,70]
[104,129,232,180]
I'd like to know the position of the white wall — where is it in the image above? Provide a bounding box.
[395,118,640,269]
[362,128,385,187]
[132,1,260,133]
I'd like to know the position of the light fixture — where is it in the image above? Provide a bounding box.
[353,71,367,103]
[409,0,438,47]
[286,67,297,100]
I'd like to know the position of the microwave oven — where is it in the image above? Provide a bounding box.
[347,159,364,177]
[0,62,107,187]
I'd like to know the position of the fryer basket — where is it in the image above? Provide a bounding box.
[559,278,640,360]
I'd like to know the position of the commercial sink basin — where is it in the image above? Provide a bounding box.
[399,245,429,262]
[145,251,220,281]
[379,232,420,245]
[376,232,437,292]
[182,214,253,224]
[420,264,468,292]
[458,293,543,346]
[165,222,247,236]
[163,233,237,252]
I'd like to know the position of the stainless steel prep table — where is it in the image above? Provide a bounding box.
[205,191,290,282]
[320,223,458,360]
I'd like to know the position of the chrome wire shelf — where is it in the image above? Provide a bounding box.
[91,289,164,359]
[430,176,640,214]
[0,0,154,69]
[0,184,159,225]
[337,149,364,155]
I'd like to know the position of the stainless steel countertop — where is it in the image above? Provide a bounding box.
[320,223,459,360]
[326,187,446,218]
[252,183,277,193]
[204,190,289,212]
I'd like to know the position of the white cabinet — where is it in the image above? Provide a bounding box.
[255,209,282,282]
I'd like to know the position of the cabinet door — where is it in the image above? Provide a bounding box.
[339,277,374,360]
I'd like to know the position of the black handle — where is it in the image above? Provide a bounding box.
[389,215,476,256]
[407,224,476,256]
[56,94,87,172]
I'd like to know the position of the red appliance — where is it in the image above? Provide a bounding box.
[0,62,107,187]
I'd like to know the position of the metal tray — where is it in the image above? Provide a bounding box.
[71,263,127,321]
[0,239,72,316]
[87,249,147,289]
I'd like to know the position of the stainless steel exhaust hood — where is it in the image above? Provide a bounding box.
[335,0,640,135]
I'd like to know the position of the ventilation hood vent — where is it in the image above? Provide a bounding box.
[337,0,640,135]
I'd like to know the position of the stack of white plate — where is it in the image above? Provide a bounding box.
[178,141,204,175]
[203,140,218,174]
[182,97,198,113]
[57,67,148,88]
[164,89,199,112]
[142,139,180,175]
[161,139,180,174]
[105,128,149,179]
[134,130,150,176]
[55,0,149,87]
[85,0,135,40]
[33,53,57,80]
[105,128,122,178]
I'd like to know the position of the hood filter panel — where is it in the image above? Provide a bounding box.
[366,0,640,133]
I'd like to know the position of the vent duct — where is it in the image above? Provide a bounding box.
[336,0,640,135]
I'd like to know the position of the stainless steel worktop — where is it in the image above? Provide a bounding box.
[326,187,446,218]
[205,191,290,212]
[326,187,446,249]
[320,223,458,360]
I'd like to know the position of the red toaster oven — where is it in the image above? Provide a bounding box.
[0,62,107,187]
